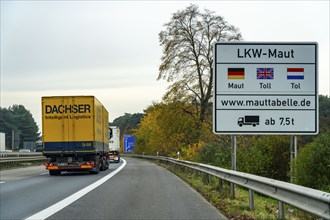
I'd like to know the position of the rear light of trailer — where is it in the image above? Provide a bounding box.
[45,163,59,170]
[80,161,94,169]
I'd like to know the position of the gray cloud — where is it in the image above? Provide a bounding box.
[1,1,329,127]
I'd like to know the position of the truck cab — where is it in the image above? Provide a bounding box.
[109,150,120,163]
[109,126,120,163]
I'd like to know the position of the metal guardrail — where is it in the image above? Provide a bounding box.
[132,155,330,220]
[0,152,43,157]
[0,154,47,167]
[0,155,46,161]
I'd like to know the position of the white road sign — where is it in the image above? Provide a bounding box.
[213,42,318,135]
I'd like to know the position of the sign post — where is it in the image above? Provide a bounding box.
[231,135,237,199]
[213,42,318,135]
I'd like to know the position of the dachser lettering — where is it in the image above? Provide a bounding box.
[45,104,91,114]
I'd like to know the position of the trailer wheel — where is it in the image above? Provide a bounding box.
[100,159,106,171]
[90,158,100,174]
[49,170,61,176]
[106,160,109,169]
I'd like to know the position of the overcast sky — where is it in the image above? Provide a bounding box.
[1,0,329,130]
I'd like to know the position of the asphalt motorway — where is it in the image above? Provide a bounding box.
[1,157,227,220]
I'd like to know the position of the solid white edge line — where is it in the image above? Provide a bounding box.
[25,159,127,220]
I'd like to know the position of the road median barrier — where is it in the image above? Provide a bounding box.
[0,155,48,169]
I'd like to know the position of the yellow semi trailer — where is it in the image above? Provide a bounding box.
[42,96,109,175]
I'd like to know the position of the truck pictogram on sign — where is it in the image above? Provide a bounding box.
[237,116,260,127]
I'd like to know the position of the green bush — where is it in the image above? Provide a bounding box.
[197,142,231,169]
[238,136,291,181]
[294,130,330,192]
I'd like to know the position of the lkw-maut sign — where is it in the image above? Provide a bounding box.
[213,42,318,135]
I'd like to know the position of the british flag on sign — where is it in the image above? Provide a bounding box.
[257,68,274,80]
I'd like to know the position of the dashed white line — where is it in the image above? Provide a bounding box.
[25,159,127,220]
[0,181,5,184]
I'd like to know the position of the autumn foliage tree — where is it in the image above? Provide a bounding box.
[158,4,242,124]
[136,4,242,159]
[134,101,199,157]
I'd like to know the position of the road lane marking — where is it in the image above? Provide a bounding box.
[0,181,4,184]
[25,159,127,220]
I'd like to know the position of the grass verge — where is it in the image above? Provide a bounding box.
[156,160,318,220]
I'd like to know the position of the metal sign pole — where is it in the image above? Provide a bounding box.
[231,135,237,199]
[290,135,293,182]
[294,136,298,181]
[231,135,237,171]
[290,135,298,182]
[294,136,298,158]
[12,130,14,151]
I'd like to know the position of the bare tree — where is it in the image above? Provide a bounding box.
[158,5,242,123]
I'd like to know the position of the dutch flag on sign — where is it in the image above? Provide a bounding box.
[287,68,304,80]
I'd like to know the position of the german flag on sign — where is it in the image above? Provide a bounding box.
[228,68,245,79]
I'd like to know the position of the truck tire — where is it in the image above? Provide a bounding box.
[49,170,61,176]
[100,159,106,171]
[106,160,109,169]
[90,158,100,174]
